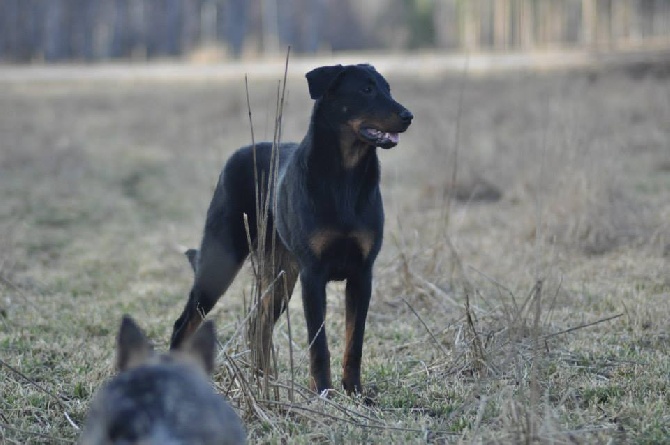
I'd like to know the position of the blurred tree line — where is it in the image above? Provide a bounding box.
[0,0,669,62]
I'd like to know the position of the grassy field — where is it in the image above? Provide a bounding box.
[0,60,669,444]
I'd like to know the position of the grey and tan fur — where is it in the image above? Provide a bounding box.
[79,316,245,445]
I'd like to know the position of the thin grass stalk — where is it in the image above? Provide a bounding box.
[527,279,543,444]
[244,74,261,240]
[283,272,295,403]
[440,54,469,236]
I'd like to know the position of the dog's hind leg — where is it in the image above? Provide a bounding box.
[248,242,299,374]
[170,231,246,349]
[171,144,276,350]
[171,151,259,350]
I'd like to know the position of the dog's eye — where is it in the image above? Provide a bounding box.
[361,86,373,94]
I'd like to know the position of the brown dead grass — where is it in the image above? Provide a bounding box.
[0,60,669,444]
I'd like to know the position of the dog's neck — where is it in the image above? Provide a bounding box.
[305,103,379,175]
[297,104,381,205]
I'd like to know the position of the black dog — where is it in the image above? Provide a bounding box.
[170,64,412,394]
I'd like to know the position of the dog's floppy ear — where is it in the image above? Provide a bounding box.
[116,315,154,371]
[306,64,345,100]
[178,320,217,375]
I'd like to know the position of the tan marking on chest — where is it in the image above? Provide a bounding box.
[308,229,376,259]
[350,230,375,259]
[309,229,341,257]
[341,120,369,169]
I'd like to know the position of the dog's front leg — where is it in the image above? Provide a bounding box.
[342,267,372,395]
[300,268,332,393]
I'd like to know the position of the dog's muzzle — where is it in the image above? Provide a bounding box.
[361,108,413,149]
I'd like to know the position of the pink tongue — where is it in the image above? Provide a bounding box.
[386,133,399,144]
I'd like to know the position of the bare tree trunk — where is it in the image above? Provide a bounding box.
[165,0,182,56]
[304,0,324,53]
[261,0,279,54]
[494,0,510,50]
[582,0,596,48]
[69,0,96,60]
[460,0,481,51]
[277,0,295,49]
[435,0,457,49]
[538,0,547,47]
[223,0,247,58]
[652,0,667,38]
[181,0,201,55]
[45,0,66,61]
[111,0,129,58]
[519,0,534,49]
[201,0,217,44]
[612,0,625,47]
[604,0,614,49]
[550,0,564,47]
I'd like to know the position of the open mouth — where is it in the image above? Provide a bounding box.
[359,127,401,148]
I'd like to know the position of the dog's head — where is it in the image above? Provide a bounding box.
[306,64,413,149]
[78,317,247,445]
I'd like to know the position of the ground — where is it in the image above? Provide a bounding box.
[0,58,669,444]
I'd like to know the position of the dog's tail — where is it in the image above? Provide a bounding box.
[184,249,198,273]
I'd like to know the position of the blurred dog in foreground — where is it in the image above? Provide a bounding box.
[79,316,245,445]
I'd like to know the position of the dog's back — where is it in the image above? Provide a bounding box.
[79,316,245,445]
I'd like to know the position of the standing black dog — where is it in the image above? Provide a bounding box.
[170,64,412,394]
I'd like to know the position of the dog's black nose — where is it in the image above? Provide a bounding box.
[399,109,413,123]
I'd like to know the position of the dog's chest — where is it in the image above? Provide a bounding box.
[275,151,383,276]
[308,228,376,279]
[309,228,373,257]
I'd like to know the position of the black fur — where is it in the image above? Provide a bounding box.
[170,64,413,395]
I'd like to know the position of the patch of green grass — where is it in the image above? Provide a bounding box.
[581,384,626,406]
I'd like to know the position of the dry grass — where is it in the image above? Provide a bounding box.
[0,60,669,444]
